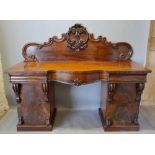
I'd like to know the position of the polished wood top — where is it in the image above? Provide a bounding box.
[7,61,151,75]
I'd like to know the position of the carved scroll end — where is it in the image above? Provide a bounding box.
[12,83,21,103]
[22,43,39,62]
[24,54,38,62]
[117,43,133,60]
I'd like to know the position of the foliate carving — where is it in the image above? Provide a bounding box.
[135,83,145,104]
[66,24,89,52]
[107,83,116,103]
[73,78,83,86]
[12,83,21,103]
[42,83,48,102]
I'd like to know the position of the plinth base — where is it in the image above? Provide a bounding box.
[17,108,56,131]
[99,108,139,132]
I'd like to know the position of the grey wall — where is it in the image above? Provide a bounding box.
[0,20,150,109]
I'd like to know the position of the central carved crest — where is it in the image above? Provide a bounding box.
[66,24,89,52]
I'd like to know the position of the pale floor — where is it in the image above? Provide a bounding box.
[0,106,155,134]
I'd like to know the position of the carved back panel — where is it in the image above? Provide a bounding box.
[22,24,133,62]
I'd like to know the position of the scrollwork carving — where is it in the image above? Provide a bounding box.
[22,34,66,62]
[66,24,89,52]
[22,24,133,61]
[130,83,145,125]
[12,83,21,103]
[38,33,66,49]
[89,33,114,46]
[117,43,133,60]
[73,78,83,86]
[22,43,39,62]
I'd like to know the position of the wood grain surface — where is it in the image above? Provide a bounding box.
[7,61,151,74]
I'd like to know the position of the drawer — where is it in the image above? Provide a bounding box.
[48,71,101,86]
[109,74,146,82]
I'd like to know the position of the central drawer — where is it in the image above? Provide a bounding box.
[48,71,102,86]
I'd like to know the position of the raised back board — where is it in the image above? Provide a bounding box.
[22,24,133,62]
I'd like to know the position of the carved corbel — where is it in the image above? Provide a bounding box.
[42,83,49,102]
[131,83,145,125]
[135,83,145,104]
[107,83,116,103]
[12,83,21,103]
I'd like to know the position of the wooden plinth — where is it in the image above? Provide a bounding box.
[99,108,139,132]
[17,108,56,131]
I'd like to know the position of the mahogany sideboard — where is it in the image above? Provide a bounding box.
[7,24,151,131]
